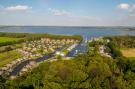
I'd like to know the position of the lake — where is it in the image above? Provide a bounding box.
[0,26,135,39]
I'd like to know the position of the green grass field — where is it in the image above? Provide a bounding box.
[0,50,22,67]
[0,37,19,43]
[121,48,135,57]
[127,57,135,60]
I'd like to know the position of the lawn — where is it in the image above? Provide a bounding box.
[0,37,19,43]
[0,50,22,67]
[121,48,135,57]
[127,57,135,60]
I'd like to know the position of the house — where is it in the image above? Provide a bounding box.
[10,75,16,80]
[60,53,65,57]
[21,68,28,72]
[0,70,3,75]
[29,61,36,66]
[56,51,60,55]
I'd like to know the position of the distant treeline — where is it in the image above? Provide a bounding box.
[0,26,13,29]
[105,36,135,48]
[0,32,82,40]
[0,32,82,47]
[125,28,135,31]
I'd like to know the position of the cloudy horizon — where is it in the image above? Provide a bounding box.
[0,0,135,26]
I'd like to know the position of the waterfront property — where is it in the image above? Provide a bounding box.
[0,35,80,78]
[15,38,79,76]
[99,45,112,58]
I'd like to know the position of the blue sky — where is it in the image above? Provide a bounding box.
[0,0,135,26]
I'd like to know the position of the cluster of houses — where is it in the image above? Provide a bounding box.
[88,37,111,57]
[67,43,78,51]
[10,61,36,79]
[2,38,79,78]
[89,37,110,43]
[16,38,79,60]
[55,43,78,57]
[99,45,112,58]
[89,37,103,42]
[19,61,36,75]
[0,58,28,75]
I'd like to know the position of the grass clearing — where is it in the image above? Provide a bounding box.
[0,37,19,43]
[0,50,22,67]
[121,48,135,57]
[127,57,135,60]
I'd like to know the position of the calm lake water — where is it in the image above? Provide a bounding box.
[0,26,135,39]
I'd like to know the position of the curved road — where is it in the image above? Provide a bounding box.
[10,46,64,76]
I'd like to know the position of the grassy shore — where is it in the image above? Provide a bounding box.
[0,32,83,40]
[0,37,19,43]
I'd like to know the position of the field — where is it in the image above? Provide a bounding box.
[121,48,135,57]
[127,57,135,60]
[0,50,22,67]
[0,37,19,43]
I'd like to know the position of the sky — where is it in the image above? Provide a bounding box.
[0,0,135,26]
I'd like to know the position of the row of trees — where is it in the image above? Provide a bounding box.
[107,42,122,58]
[106,36,135,48]
[0,32,82,40]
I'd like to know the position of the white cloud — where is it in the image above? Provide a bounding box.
[1,5,32,12]
[48,8,71,16]
[117,3,135,17]
[118,3,130,10]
